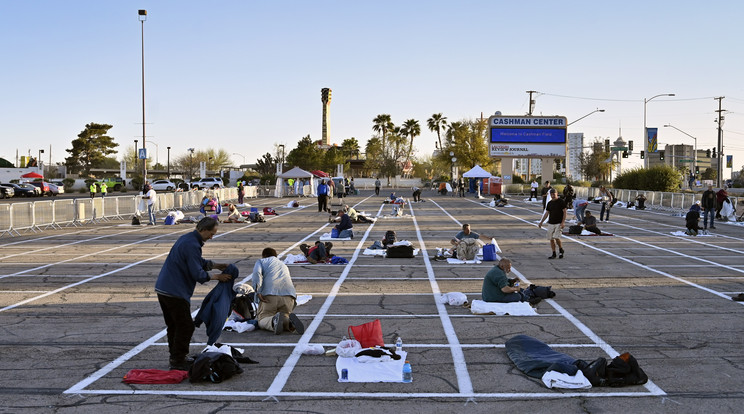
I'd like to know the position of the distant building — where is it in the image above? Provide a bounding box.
[567,132,584,181]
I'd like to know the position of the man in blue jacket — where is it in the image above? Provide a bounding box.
[317,179,329,213]
[155,217,232,370]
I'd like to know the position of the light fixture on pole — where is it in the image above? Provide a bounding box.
[187,147,195,181]
[664,124,697,184]
[138,9,148,181]
[278,145,285,174]
[643,93,675,168]
[166,146,171,179]
[567,108,605,126]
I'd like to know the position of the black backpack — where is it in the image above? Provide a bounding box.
[383,230,397,246]
[131,215,140,225]
[568,225,583,235]
[387,244,414,258]
[189,352,244,383]
[231,293,257,321]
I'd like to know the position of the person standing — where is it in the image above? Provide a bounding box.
[573,199,589,223]
[563,182,574,205]
[154,217,232,370]
[458,178,465,197]
[538,189,567,259]
[540,181,552,209]
[375,178,381,196]
[530,180,539,200]
[99,182,108,198]
[599,186,613,222]
[716,187,728,219]
[237,181,245,204]
[317,179,329,213]
[701,184,716,230]
[142,184,158,225]
[252,247,304,335]
[89,182,97,199]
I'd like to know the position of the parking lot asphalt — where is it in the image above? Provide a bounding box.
[1,190,743,413]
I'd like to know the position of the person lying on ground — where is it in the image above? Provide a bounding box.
[493,193,508,207]
[582,211,602,235]
[300,241,333,264]
[345,205,374,223]
[481,258,541,306]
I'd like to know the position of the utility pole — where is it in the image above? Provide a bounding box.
[526,90,537,115]
[526,90,538,179]
[714,96,725,188]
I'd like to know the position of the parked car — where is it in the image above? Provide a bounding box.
[28,181,53,196]
[0,182,39,197]
[46,183,61,196]
[190,177,224,190]
[49,180,66,194]
[151,179,176,191]
[0,184,15,198]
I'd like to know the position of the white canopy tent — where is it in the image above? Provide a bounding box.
[461,165,492,198]
[275,167,315,197]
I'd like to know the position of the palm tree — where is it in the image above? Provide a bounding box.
[427,113,448,152]
[372,114,394,155]
[401,119,421,162]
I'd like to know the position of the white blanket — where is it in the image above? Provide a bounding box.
[446,258,482,264]
[670,230,715,237]
[542,370,592,389]
[222,320,257,333]
[283,253,308,264]
[336,351,407,382]
[469,299,538,316]
[320,232,353,241]
[362,248,420,257]
[296,294,312,306]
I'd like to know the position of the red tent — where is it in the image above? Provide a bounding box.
[311,170,330,178]
[21,172,43,179]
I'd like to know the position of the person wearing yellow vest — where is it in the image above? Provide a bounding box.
[100,182,108,198]
[89,182,97,199]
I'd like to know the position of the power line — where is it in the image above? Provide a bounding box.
[539,93,717,103]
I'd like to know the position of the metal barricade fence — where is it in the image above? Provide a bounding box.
[173,193,184,210]
[75,198,96,224]
[0,204,17,237]
[91,197,108,222]
[10,202,37,233]
[246,186,258,198]
[102,197,122,220]
[160,193,175,212]
[54,199,78,227]
[116,195,137,218]
[34,200,60,230]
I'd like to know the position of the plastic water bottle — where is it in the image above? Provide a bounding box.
[395,336,403,353]
[402,361,412,383]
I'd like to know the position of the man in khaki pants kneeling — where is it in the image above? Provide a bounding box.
[251,247,305,335]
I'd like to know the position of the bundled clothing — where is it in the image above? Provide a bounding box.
[194,264,239,345]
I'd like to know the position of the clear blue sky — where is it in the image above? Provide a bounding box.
[2,0,743,178]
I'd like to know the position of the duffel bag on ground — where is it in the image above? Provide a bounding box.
[386,244,414,258]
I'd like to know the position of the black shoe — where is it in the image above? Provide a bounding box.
[548,252,557,260]
[169,356,194,371]
[288,313,305,334]
[529,297,542,307]
[559,249,564,259]
[710,226,716,229]
[272,312,285,335]
[733,293,744,302]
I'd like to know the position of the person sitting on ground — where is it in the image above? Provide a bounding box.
[334,209,354,238]
[345,205,374,223]
[224,204,245,223]
[686,201,702,236]
[300,241,333,264]
[493,193,508,207]
[635,193,647,210]
[251,247,304,335]
[582,211,602,235]
[481,258,541,306]
[436,223,486,259]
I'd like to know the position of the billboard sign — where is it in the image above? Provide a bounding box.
[488,115,567,157]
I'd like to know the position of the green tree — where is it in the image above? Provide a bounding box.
[372,114,393,156]
[323,145,347,172]
[255,152,275,176]
[427,113,448,152]
[169,148,231,180]
[65,123,119,176]
[701,167,717,181]
[341,137,361,160]
[401,119,421,162]
[439,118,492,170]
[0,158,14,168]
[579,139,616,182]
[286,135,324,171]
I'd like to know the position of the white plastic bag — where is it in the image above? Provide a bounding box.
[335,338,362,358]
[302,344,326,355]
[439,292,468,306]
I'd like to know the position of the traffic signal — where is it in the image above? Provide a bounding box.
[604,139,610,153]
[640,150,645,159]
[706,149,711,158]
[628,141,633,152]
[712,148,717,158]
[695,165,700,174]
[622,150,628,158]
[659,151,665,160]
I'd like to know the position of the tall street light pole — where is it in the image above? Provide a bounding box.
[187,148,195,182]
[567,108,605,126]
[134,139,138,173]
[166,146,171,179]
[664,124,697,186]
[643,93,675,169]
[138,9,148,182]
